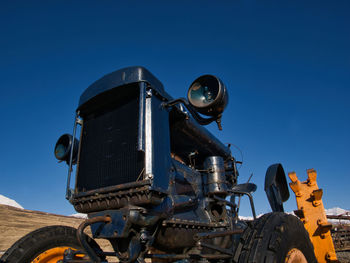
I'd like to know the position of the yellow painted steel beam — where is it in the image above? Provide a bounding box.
[288,169,338,263]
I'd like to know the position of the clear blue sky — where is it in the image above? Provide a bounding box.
[0,1,349,216]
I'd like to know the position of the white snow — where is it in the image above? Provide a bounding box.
[239,214,263,220]
[0,194,23,209]
[325,207,350,225]
[70,213,88,219]
[238,215,254,220]
[325,207,349,216]
[239,207,350,222]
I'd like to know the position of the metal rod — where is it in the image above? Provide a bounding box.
[236,173,253,218]
[63,261,92,263]
[145,254,231,260]
[145,88,153,178]
[194,229,244,241]
[246,192,257,219]
[212,195,235,209]
[138,82,146,151]
[231,190,257,220]
[76,216,111,263]
[63,261,93,263]
[66,111,79,201]
[162,98,217,125]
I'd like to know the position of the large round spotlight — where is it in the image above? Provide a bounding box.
[54,134,79,164]
[187,75,228,117]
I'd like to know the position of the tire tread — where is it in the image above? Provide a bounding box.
[234,212,317,263]
[0,225,103,263]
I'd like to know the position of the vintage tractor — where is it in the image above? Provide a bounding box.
[1,67,328,262]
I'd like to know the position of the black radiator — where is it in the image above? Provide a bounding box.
[76,88,144,192]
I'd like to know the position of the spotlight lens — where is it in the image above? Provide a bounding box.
[55,144,67,159]
[189,83,218,107]
[187,74,228,117]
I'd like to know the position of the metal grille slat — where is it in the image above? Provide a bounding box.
[77,93,144,191]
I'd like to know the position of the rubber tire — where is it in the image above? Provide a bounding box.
[0,225,105,263]
[233,212,317,263]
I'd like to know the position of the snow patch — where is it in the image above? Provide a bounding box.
[325,207,349,216]
[70,213,88,219]
[239,214,263,221]
[239,207,350,222]
[0,194,23,209]
[238,215,253,220]
[325,207,350,225]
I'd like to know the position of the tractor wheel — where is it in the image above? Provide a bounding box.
[0,225,105,263]
[233,212,317,263]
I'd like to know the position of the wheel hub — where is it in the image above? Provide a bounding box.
[285,248,308,263]
[31,247,84,263]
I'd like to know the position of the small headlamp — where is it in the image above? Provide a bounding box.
[54,134,79,164]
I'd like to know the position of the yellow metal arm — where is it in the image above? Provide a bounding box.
[288,169,338,263]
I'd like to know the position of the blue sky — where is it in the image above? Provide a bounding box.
[0,1,349,216]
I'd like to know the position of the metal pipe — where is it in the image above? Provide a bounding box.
[246,192,257,220]
[62,261,92,263]
[66,111,79,201]
[230,190,257,220]
[194,229,244,241]
[170,112,231,160]
[76,215,111,263]
[138,82,146,151]
[163,98,217,125]
[144,88,153,178]
[144,254,231,260]
[236,173,253,220]
[212,195,235,209]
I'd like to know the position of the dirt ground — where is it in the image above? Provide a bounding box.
[337,251,350,263]
[0,204,112,255]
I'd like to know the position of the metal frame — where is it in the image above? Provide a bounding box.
[144,86,153,179]
[65,111,82,201]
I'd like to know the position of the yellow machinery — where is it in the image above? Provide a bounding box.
[289,169,339,263]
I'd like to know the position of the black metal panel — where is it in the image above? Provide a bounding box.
[78,66,171,111]
[76,86,144,192]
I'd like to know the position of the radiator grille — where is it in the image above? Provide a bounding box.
[76,91,144,192]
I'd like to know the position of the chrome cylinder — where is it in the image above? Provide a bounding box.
[203,156,228,195]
